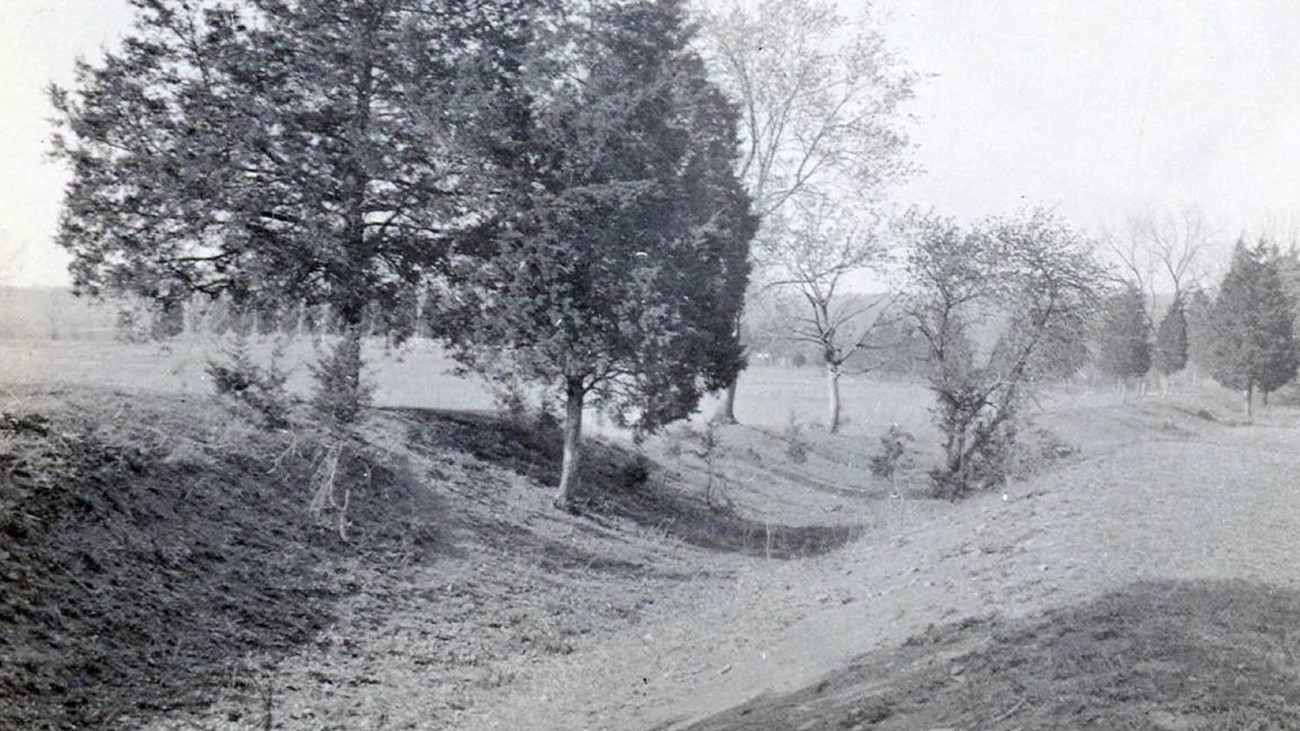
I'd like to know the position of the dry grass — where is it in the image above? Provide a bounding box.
[0,338,497,411]
[681,579,1300,730]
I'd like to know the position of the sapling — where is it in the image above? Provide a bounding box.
[870,423,915,494]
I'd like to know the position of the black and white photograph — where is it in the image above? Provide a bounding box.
[5,1,1300,728]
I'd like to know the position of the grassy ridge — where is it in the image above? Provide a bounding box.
[682,579,1300,730]
[0,388,450,729]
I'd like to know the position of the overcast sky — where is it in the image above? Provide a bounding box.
[4,0,1300,286]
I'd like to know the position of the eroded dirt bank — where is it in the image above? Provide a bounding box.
[6,385,1300,730]
[461,402,1300,730]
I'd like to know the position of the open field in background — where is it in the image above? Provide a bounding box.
[0,335,941,437]
[0,285,1250,438]
[2,331,1231,469]
[0,288,119,342]
[0,337,496,411]
[715,367,934,437]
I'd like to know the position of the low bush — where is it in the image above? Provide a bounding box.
[869,424,915,489]
[206,334,292,429]
[783,417,809,464]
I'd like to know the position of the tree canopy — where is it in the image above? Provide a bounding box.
[1097,284,1152,385]
[1153,296,1189,377]
[902,209,1105,497]
[50,0,532,419]
[696,0,916,422]
[434,0,755,509]
[1208,239,1299,417]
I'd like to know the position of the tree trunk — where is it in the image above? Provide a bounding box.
[713,378,739,424]
[950,428,968,499]
[1263,389,1270,407]
[1246,382,1254,421]
[713,315,744,424]
[554,376,586,512]
[826,364,842,434]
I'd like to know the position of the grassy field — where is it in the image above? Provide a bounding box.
[0,337,496,411]
[0,336,938,438]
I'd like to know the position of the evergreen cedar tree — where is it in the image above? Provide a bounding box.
[1208,240,1300,418]
[50,0,533,421]
[1097,284,1152,383]
[1185,288,1217,376]
[433,0,756,511]
[1153,296,1189,376]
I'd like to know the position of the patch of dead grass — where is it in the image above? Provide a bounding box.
[682,579,1300,730]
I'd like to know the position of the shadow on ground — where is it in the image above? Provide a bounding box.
[0,392,453,730]
[676,579,1300,730]
[398,409,862,561]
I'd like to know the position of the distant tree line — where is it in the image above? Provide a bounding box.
[1095,233,1300,419]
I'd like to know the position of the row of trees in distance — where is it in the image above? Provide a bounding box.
[1098,233,1300,418]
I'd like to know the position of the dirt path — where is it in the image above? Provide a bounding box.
[460,404,1300,730]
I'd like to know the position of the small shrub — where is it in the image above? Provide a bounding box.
[310,329,373,424]
[931,414,1016,499]
[207,334,292,429]
[869,424,915,488]
[791,352,808,368]
[1009,426,1078,477]
[927,382,1022,500]
[492,379,531,428]
[689,423,724,504]
[618,452,653,491]
[784,416,809,464]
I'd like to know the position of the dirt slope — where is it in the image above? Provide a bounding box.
[7,384,1300,730]
[0,386,871,729]
[682,579,1300,730]
[458,399,1300,730]
[0,388,448,729]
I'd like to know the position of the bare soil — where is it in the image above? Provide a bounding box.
[448,394,1300,731]
[0,386,868,729]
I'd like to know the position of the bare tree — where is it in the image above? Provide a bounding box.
[1106,207,1212,319]
[696,0,916,423]
[766,199,896,433]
